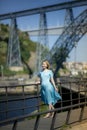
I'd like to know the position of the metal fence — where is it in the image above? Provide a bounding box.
[0,82,41,121]
[0,78,87,130]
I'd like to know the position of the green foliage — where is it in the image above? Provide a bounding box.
[0,24,8,32]
[23,67,29,74]
[39,104,48,112]
[0,23,36,76]
[2,67,16,76]
[0,41,7,65]
[20,43,31,61]
[57,71,60,77]
[19,31,36,62]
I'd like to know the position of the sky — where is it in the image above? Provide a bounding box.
[0,0,77,14]
[0,0,87,62]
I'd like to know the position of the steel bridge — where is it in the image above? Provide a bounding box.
[0,0,87,20]
[24,27,87,36]
[0,0,87,73]
[48,8,87,77]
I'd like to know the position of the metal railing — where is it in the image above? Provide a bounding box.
[0,82,41,121]
[0,102,87,130]
[0,78,87,130]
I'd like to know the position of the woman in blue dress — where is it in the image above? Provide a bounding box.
[37,60,61,118]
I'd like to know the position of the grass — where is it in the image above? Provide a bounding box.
[59,124,72,130]
[27,103,48,120]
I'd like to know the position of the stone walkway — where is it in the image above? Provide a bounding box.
[67,121,87,130]
[1,119,87,130]
[0,107,87,130]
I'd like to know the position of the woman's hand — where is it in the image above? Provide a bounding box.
[35,81,40,85]
[55,87,58,92]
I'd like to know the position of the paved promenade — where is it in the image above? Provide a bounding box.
[0,108,87,130]
[0,120,87,130]
[0,118,87,130]
[67,121,87,130]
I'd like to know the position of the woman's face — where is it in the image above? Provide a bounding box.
[42,62,47,70]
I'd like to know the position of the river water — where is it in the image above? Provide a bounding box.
[0,96,40,121]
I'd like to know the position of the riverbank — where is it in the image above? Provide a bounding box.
[0,76,40,95]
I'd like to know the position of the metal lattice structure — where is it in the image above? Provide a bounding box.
[35,12,49,73]
[7,18,22,67]
[64,8,74,28]
[48,9,87,77]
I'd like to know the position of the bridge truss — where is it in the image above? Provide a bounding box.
[0,0,87,74]
[35,12,49,73]
[7,18,22,67]
[47,9,87,77]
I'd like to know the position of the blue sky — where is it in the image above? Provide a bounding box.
[0,0,76,14]
[0,0,87,62]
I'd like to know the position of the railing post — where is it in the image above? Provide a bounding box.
[84,85,87,105]
[34,115,40,130]
[50,111,57,130]
[6,86,8,119]
[37,84,40,112]
[22,85,25,115]
[79,106,84,122]
[70,82,72,106]
[78,83,80,108]
[59,82,63,110]
[66,109,71,125]
[12,120,18,130]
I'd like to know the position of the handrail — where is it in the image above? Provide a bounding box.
[0,102,87,129]
[0,79,87,130]
[0,102,86,124]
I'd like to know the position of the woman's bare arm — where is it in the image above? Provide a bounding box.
[35,77,41,84]
[50,77,58,91]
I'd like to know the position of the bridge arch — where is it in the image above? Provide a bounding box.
[47,9,87,77]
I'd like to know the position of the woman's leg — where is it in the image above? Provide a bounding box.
[49,104,54,117]
[43,105,51,118]
[49,104,54,111]
[43,104,54,118]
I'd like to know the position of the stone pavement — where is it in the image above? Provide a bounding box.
[67,121,87,130]
[0,119,87,130]
[0,107,87,130]
[66,121,87,130]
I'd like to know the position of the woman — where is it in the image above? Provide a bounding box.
[37,60,61,118]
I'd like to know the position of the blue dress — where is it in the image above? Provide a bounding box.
[38,69,61,105]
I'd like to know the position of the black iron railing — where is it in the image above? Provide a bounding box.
[0,78,87,130]
[0,102,87,130]
[0,83,41,121]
